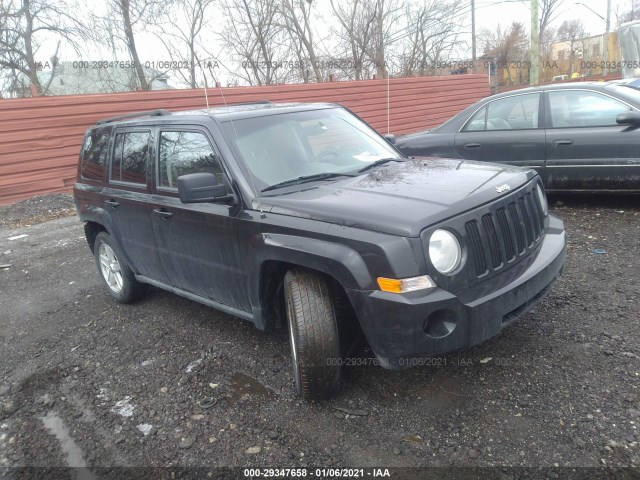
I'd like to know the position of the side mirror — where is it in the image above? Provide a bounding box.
[177,172,231,204]
[616,111,640,126]
[383,133,396,145]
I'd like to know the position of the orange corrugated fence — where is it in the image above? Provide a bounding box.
[0,75,490,205]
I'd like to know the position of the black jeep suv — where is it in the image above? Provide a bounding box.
[74,102,566,400]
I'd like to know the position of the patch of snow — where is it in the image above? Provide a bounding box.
[186,357,203,373]
[111,397,134,417]
[136,423,153,436]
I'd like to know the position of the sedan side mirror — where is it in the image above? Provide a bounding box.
[616,111,640,126]
[177,172,233,204]
[383,133,396,145]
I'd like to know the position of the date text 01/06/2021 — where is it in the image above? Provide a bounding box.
[243,468,390,478]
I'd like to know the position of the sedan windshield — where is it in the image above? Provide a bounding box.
[220,108,403,193]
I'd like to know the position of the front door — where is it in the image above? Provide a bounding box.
[544,89,640,191]
[148,127,250,311]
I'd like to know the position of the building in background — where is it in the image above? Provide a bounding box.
[7,62,172,97]
[548,32,620,80]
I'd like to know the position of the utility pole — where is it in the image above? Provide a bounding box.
[530,0,539,85]
[471,0,476,62]
[603,0,611,76]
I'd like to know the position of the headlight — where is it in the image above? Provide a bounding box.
[429,229,461,274]
[536,184,548,216]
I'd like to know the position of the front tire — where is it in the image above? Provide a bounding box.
[94,231,146,303]
[284,269,342,400]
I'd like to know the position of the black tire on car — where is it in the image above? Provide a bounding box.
[284,268,342,400]
[94,231,146,303]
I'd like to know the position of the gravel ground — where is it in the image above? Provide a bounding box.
[0,193,639,479]
[0,193,75,229]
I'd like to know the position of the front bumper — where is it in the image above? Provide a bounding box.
[346,215,566,370]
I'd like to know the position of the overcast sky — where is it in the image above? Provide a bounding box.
[41,0,636,87]
[475,0,624,35]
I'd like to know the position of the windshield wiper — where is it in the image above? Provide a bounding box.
[357,157,405,173]
[261,172,356,193]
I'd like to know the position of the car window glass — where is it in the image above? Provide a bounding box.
[111,131,149,185]
[300,116,372,157]
[81,132,109,180]
[485,94,540,130]
[462,106,486,131]
[548,90,631,127]
[225,108,400,189]
[158,131,223,189]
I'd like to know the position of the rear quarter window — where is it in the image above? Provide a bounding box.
[80,131,110,181]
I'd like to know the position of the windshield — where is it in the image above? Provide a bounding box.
[220,108,403,193]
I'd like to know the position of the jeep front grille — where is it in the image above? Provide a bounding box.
[465,188,546,278]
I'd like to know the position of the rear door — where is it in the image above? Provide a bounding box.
[148,126,250,312]
[105,128,168,282]
[454,92,547,180]
[544,89,640,191]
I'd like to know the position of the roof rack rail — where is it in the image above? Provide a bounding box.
[96,109,172,125]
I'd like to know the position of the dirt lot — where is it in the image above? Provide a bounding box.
[1,194,639,478]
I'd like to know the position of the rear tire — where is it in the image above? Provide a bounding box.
[94,232,146,303]
[284,268,342,400]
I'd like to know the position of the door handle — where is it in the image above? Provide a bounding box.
[153,208,173,219]
[464,143,481,149]
[553,139,574,146]
[105,199,119,209]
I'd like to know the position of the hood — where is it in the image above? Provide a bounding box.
[258,158,537,237]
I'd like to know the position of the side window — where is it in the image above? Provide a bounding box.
[548,90,631,128]
[463,106,487,131]
[462,94,540,131]
[486,94,540,130]
[158,131,223,189]
[81,131,109,181]
[111,131,149,185]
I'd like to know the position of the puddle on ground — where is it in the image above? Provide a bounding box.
[227,372,274,405]
[40,412,97,480]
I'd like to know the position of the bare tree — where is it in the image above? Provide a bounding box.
[92,0,166,90]
[395,0,465,77]
[481,22,530,84]
[154,0,217,88]
[327,0,402,80]
[539,24,557,81]
[277,0,323,83]
[557,19,587,75]
[617,0,640,24]
[219,0,290,86]
[0,0,84,97]
[329,0,377,80]
[539,0,563,45]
